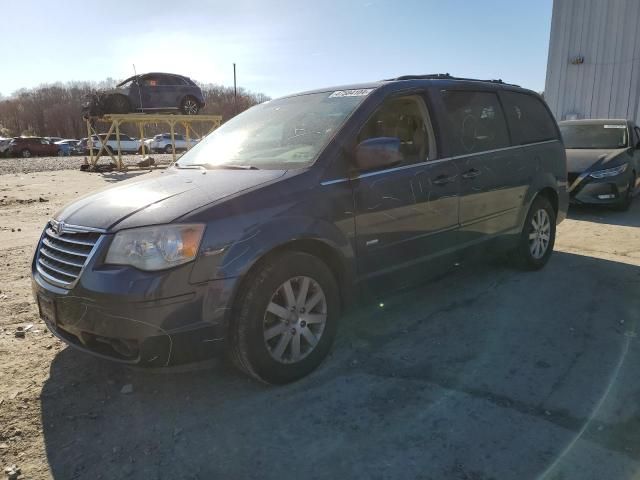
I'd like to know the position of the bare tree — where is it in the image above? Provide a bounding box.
[0,80,270,139]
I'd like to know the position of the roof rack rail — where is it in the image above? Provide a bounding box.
[382,73,520,87]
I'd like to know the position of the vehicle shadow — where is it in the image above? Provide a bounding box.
[568,197,640,227]
[41,251,640,479]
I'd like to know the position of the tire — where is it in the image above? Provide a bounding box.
[105,95,130,114]
[21,149,31,158]
[228,251,340,384]
[613,172,635,212]
[181,96,200,115]
[57,149,64,157]
[164,144,174,154]
[512,195,556,270]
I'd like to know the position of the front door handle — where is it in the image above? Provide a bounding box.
[433,174,456,186]
[462,168,481,179]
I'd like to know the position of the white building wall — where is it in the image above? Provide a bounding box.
[545,0,640,123]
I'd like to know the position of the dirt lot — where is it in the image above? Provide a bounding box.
[1,166,639,479]
[0,154,175,175]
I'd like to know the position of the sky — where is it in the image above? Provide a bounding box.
[1,0,553,99]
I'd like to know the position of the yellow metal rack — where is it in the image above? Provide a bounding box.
[85,113,222,170]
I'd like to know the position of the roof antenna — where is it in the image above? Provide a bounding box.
[133,63,143,112]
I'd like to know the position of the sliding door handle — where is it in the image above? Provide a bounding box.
[432,174,456,186]
[462,168,481,179]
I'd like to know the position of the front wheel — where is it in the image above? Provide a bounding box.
[228,251,340,384]
[21,149,32,158]
[512,195,556,270]
[164,144,174,154]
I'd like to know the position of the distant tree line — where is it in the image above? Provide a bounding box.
[0,79,270,140]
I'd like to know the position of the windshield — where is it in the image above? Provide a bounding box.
[560,124,628,149]
[177,91,369,170]
[116,76,136,88]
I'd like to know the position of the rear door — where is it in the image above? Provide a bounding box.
[499,91,563,215]
[438,90,523,244]
[155,74,180,108]
[168,75,189,108]
[37,138,51,155]
[352,94,459,279]
[120,134,138,152]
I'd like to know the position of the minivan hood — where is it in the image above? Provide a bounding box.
[54,167,286,231]
[565,148,628,173]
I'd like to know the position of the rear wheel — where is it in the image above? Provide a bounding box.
[57,149,64,157]
[21,149,31,158]
[512,195,556,270]
[164,144,174,154]
[228,251,340,384]
[181,96,200,115]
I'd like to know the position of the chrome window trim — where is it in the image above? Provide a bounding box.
[321,139,560,185]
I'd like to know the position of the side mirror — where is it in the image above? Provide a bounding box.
[354,137,402,172]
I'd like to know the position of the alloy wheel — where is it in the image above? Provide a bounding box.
[529,208,551,259]
[263,276,327,364]
[183,99,198,115]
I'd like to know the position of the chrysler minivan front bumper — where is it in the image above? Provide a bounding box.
[31,254,237,367]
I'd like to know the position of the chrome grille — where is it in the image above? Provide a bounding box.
[36,222,103,287]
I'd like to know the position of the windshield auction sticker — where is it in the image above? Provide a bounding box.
[329,89,373,98]
[604,124,626,128]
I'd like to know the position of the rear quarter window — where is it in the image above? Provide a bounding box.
[500,92,558,145]
[440,90,510,156]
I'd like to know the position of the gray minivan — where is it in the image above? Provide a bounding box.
[32,74,568,384]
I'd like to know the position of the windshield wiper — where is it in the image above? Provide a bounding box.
[211,164,259,170]
[174,163,207,171]
[175,163,259,170]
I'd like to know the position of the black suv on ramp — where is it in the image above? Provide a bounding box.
[32,75,568,384]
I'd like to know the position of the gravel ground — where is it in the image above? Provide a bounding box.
[1,171,639,479]
[0,154,176,175]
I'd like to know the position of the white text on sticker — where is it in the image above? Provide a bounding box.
[329,89,373,98]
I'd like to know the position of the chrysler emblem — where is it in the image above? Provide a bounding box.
[52,220,65,235]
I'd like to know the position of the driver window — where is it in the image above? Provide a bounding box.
[142,76,158,87]
[358,95,434,165]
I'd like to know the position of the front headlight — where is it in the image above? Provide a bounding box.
[105,224,205,271]
[589,163,628,178]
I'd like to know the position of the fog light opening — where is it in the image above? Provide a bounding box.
[94,336,138,358]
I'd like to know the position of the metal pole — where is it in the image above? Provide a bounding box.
[233,63,237,114]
